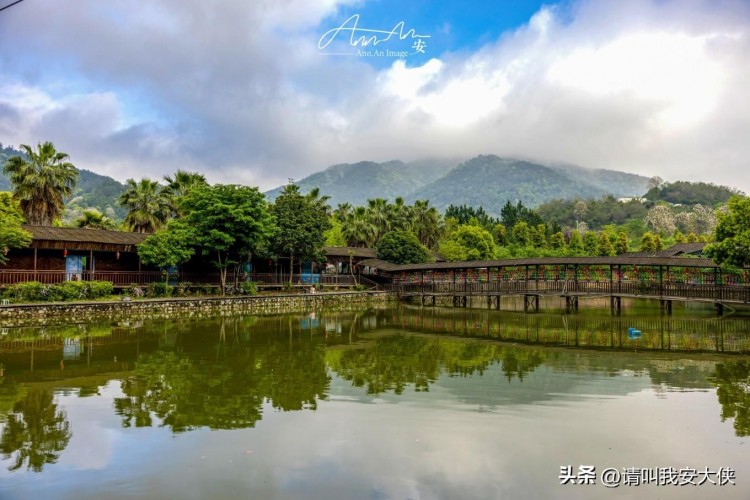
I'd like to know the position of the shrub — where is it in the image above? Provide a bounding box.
[147,282,173,297]
[3,280,114,303]
[240,281,258,295]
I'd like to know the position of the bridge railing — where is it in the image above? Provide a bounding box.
[394,279,750,304]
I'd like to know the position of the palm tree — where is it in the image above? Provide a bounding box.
[412,200,442,249]
[342,206,376,247]
[74,208,117,230]
[366,198,391,242]
[163,170,208,216]
[163,170,207,198]
[119,178,172,233]
[305,187,332,215]
[3,142,78,225]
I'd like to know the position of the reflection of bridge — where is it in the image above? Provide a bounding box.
[385,306,750,354]
[374,256,750,315]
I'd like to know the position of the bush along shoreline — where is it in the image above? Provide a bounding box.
[3,280,114,303]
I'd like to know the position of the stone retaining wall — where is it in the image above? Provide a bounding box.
[0,291,397,327]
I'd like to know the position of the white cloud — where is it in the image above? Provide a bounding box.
[0,0,748,192]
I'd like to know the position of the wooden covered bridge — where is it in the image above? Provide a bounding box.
[359,254,750,315]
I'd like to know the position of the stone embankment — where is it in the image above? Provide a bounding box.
[0,291,396,327]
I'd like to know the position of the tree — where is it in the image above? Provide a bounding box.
[163,170,208,216]
[180,184,275,293]
[549,231,565,250]
[137,223,196,287]
[119,178,172,233]
[645,205,676,235]
[705,195,750,268]
[0,192,31,264]
[583,231,599,255]
[3,141,78,225]
[341,206,376,248]
[73,208,116,230]
[376,231,430,264]
[271,184,331,284]
[531,224,547,248]
[323,216,347,247]
[511,221,531,246]
[568,231,583,254]
[614,232,629,255]
[640,232,657,252]
[412,200,442,249]
[598,232,614,256]
[447,225,496,260]
[163,170,208,199]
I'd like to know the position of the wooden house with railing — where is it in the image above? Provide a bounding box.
[1,227,377,289]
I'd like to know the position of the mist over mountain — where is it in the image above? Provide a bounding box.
[267,155,650,215]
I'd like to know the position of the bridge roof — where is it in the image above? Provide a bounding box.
[358,256,722,273]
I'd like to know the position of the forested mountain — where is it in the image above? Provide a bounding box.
[267,155,650,215]
[265,158,459,205]
[644,181,739,206]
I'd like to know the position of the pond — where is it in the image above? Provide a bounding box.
[0,301,749,499]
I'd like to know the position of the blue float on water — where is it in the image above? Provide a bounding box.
[628,327,642,340]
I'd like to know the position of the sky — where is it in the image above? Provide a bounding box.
[0,0,749,192]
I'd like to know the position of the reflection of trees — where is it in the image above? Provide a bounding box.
[708,361,750,437]
[329,335,545,394]
[114,332,330,432]
[0,388,71,471]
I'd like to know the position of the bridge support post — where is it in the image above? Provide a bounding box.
[660,299,672,315]
[565,295,579,314]
[496,295,501,310]
[610,296,621,316]
[716,302,724,316]
[524,294,539,313]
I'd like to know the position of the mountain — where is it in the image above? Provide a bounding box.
[0,144,127,221]
[265,158,459,206]
[546,161,650,196]
[266,154,651,216]
[409,156,628,214]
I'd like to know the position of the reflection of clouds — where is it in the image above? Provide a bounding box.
[55,382,123,471]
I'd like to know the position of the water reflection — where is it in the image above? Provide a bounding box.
[709,361,750,436]
[0,388,71,471]
[0,305,749,478]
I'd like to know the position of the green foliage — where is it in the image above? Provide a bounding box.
[568,231,583,254]
[583,232,599,254]
[531,224,547,248]
[706,195,750,268]
[640,232,656,252]
[0,192,31,264]
[645,181,738,206]
[138,225,195,270]
[324,216,347,247]
[271,183,330,281]
[73,208,117,229]
[3,141,78,226]
[119,178,172,233]
[615,232,629,254]
[445,204,498,230]
[440,225,496,261]
[598,232,614,256]
[493,224,507,245]
[3,281,113,303]
[549,231,565,249]
[181,184,275,292]
[537,195,648,230]
[501,200,543,228]
[511,221,531,246]
[146,282,173,298]
[376,231,430,264]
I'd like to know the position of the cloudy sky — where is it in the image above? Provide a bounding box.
[0,0,748,192]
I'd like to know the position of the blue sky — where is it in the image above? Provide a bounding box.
[0,0,749,192]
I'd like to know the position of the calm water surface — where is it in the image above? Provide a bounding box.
[1,300,749,499]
